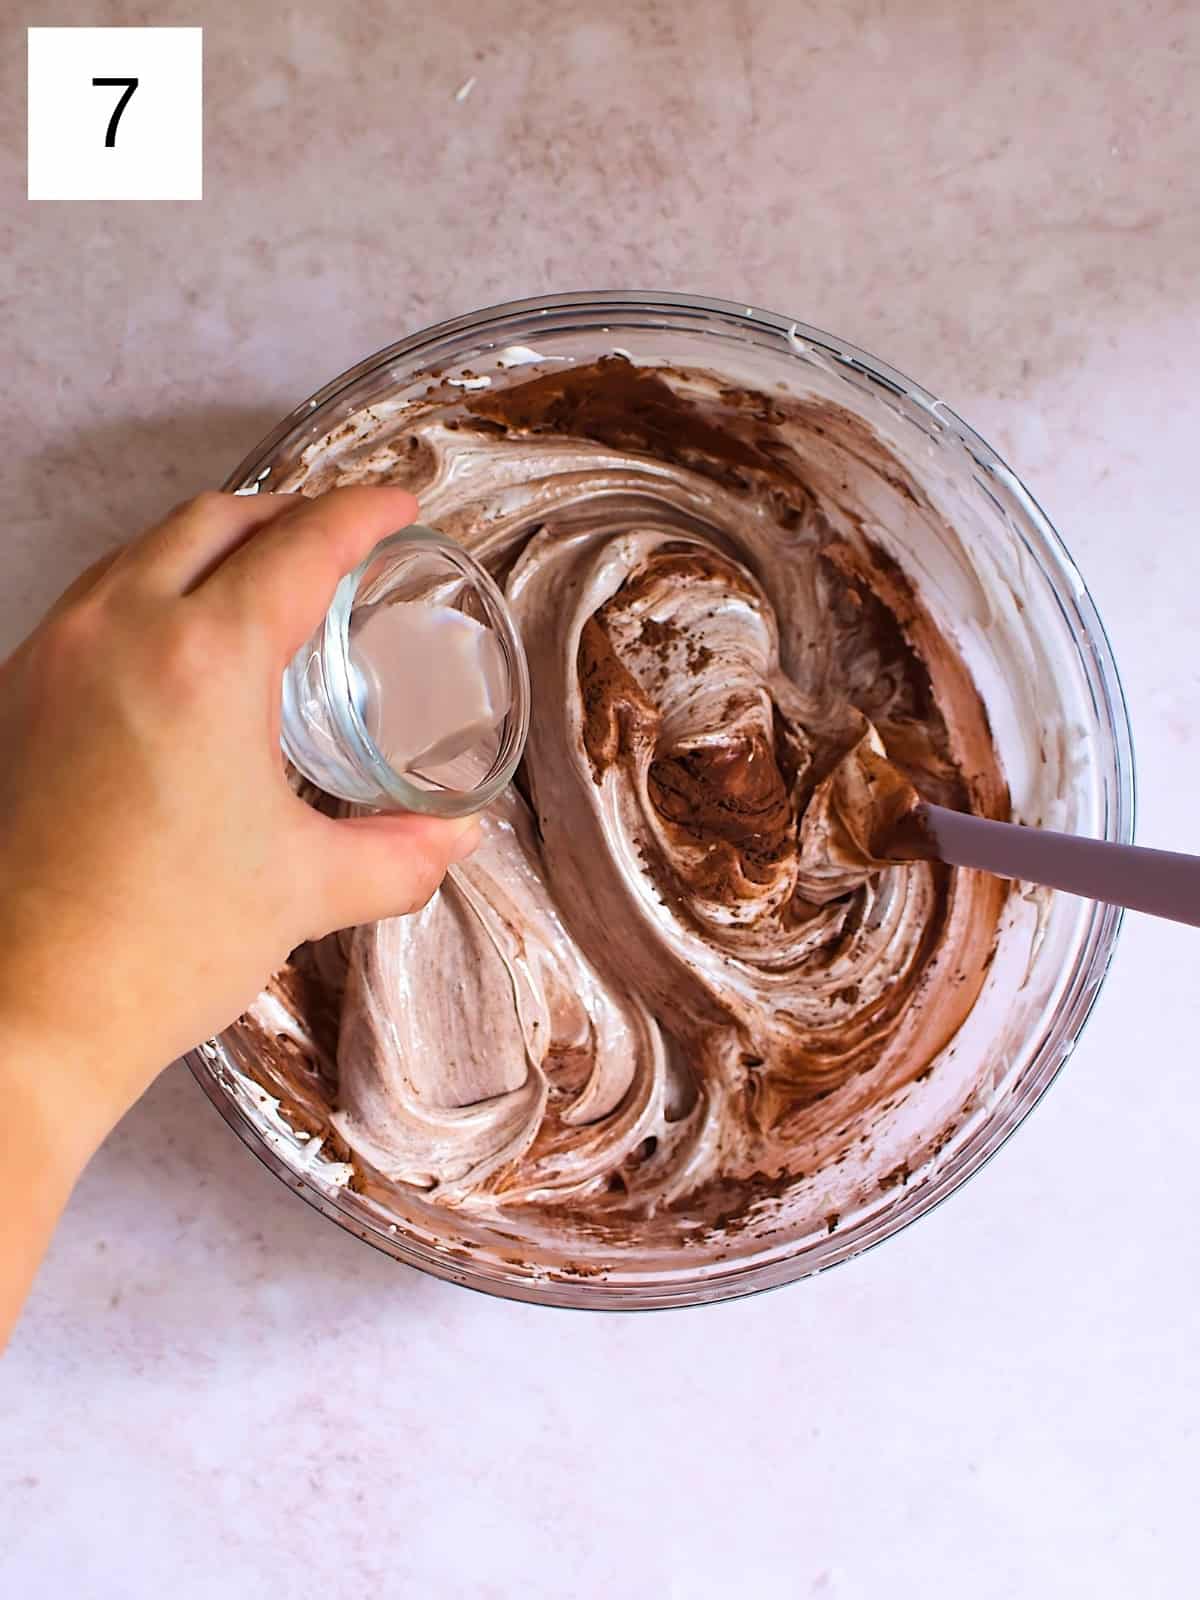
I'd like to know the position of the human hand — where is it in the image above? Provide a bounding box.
[0,488,480,1156]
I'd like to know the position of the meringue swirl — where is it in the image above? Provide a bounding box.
[236,356,1008,1251]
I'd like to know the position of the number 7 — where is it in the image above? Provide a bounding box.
[92,77,139,148]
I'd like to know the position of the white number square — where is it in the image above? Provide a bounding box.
[27,27,203,201]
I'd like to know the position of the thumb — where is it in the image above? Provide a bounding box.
[307,810,483,934]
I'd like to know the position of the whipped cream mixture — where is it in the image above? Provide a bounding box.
[232,356,1009,1255]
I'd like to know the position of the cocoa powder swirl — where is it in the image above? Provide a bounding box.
[235,357,1008,1248]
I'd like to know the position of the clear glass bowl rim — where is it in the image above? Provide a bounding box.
[190,289,1136,1311]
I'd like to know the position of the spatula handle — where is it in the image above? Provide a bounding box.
[921,805,1200,929]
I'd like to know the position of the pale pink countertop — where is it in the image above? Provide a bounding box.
[2,4,1198,1596]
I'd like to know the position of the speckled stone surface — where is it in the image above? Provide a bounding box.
[2,4,1199,1596]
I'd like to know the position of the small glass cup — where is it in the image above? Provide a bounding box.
[280,526,530,817]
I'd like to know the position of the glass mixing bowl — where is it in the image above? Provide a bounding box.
[187,291,1133,1310]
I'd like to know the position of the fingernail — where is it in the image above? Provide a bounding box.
[448,818,484,862]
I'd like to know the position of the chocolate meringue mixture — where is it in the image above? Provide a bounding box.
[230,357,1009,1260]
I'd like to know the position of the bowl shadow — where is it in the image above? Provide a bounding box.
[53,1063,457,1365]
